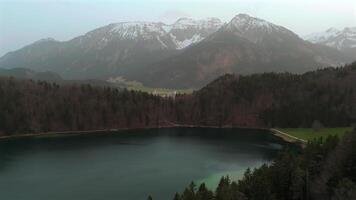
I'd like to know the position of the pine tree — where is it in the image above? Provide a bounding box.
[173,193,181,200]
[196,183,213,200]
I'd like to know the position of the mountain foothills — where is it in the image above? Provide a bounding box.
[0,68,62,81]
[0,14,353,88]
[0,68,120,88]
[0,62,355,136]
[305,27,356,57]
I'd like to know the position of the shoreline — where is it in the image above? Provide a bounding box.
[0,125,268,140]
[0,126,306,148]
[270,128,307,148]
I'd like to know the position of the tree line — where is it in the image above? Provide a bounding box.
[177,62,356,128]
[152,129,356,200]
[0,78,177,135]
[0,62,355,136]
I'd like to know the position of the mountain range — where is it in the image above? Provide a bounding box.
[304,27,356,57]
[0,14,354,88]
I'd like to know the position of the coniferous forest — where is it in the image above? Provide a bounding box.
[0,62,355,136]
[166,129,356,200]
[2,3,356,200]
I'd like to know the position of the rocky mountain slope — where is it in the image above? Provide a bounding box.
[139,14,352,88]
[304,27,356,57]
[0,18,222,80]
[0,14,352,88]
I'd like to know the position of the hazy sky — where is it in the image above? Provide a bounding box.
[1,0,356,56]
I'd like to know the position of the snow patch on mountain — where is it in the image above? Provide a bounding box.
[161,25,173,33]
[172,17,222,30]
[221,13,297,44]
[171,33,204,49]
[227,14,282,33]
[304,27,356,52]
[87,18,223,50]
[109,22,167,40]
[304,28,340,43]
[156,35,168,48]
[169,17,222,49]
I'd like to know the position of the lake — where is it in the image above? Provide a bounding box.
[0,128,291,200]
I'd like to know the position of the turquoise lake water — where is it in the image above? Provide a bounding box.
[0,128,289,200]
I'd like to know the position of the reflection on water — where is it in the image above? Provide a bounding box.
[197,169,248,189]
[0,128,292,200]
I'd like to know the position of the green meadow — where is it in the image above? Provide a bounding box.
[278,127,354,141]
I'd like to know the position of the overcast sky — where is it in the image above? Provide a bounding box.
[1,0,356,56]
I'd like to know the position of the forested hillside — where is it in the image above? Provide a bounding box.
[0,62,355,136]
[174,62,356,127]
[167,129,356,200]
[0,79,176,135]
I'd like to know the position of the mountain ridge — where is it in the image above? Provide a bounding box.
[137,14,352,88]
[304,27,356,57]
[0,14,353,88]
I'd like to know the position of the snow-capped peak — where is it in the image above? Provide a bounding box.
[304,27,356,50]
[343,27,356,36]
[85,18,223,50]
[326,27,339,33]
[167,17,223,49]
[221,13,297,44]
[174,18,197,26]
[172,17,222,30]
[226,13,281,33]
[109,21,168,39]
[304,28,340,43]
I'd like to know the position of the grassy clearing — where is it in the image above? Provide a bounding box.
[278,127,353,141]
[127,82,194,94]
[109,76,194,94]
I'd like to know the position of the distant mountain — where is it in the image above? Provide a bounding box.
[139,14,352,88]
[0,14,352,88]
[88,17,222,50]
[0,18,222,80]
[304,27,356,57]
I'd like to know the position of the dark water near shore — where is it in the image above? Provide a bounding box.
[0,128,291,200]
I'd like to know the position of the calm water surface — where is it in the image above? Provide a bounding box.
[0,128,290,200]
